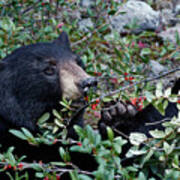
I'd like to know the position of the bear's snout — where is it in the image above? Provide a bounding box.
[60,61,96,100]
[79,77,97,95]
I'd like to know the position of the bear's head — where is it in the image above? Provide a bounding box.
[0,32,96,131]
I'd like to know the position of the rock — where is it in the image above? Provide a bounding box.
[149,60,167,75]
[156,0,180,25]
[173,0,180,14]
[156,0,173,10]
[160,9,176,26]
[78,18,94,32]
[158,24,180,45]
[174,4,180,14]
[110,0,161,34]
[80,0,95,8]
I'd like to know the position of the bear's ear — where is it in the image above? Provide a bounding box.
[54,31,70,49]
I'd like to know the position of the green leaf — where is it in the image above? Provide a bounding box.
[59,147,71,162]
[155,82,163,98]
[21,128,34,139]
[138,172,146,180]
[70,145,83,152]
[50,162,66,166]
[126,146,147,158]
[144,91,155,102]
[78,174,93,180]
[164,88,171,97]
[35,172,44,178]
[59,147,65,161]
[163,100,168,112]
[149,130,166,138]
[113,143,122,154]
[52,109,62,120]
[9,129,27,140]
[70,170,79,180]
[129,133,147,146]
[175,30,180,45]
[30,163,43,171]
[141,149,154,167]
[74,125,85,138]
[87,8,94,17]
[38,112,50,124]
[98,24,109,33]
[163,141,174,155]
[107,126,114,141]
[114,48,122,59]
[140,48,151,56]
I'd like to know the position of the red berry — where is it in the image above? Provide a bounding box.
[97,72,102,76]
[137,105,143,111]
[3,165,8,170]
[91,104,97,110]
[56,175,60,180]
[177,100,180,104]
[8,164,12,169]
[130,98,137,106]
[77,142,82,146]
[39,160,43,165]
[129,76,134,81]
[124,72,128,76]
[125,77,129,81]
[57,23,64,29]
[138,41,146,48]
[96,98,100,104]
[53,138,58,144]
[131,41,135,47]
[94,72,102,76]
[44,177,49,180]
[18,163,23,169]
[94,111,101,118]
[110,78,118,84]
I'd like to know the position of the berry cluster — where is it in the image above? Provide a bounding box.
[3,162,23,171]
[91,99,100,110]
[130,96,146,111]
[124,72,135,82]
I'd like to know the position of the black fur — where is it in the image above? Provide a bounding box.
[0,32,92,179]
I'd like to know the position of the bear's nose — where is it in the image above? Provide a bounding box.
[80,77,97,94]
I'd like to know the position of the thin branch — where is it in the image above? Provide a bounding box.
[145,117,171,126]
[20,0,41,15]
[0,161,122,179]
[113,128,129,140]
[99,68,180,100]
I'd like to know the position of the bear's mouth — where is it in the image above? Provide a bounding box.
[71,98,87,108]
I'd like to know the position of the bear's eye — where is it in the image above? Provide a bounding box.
[44,67,55,76]
[49,60,57,66]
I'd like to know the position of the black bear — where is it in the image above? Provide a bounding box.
[0,32,97,179]
[0,30,179,179]
[0,31,97,136]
